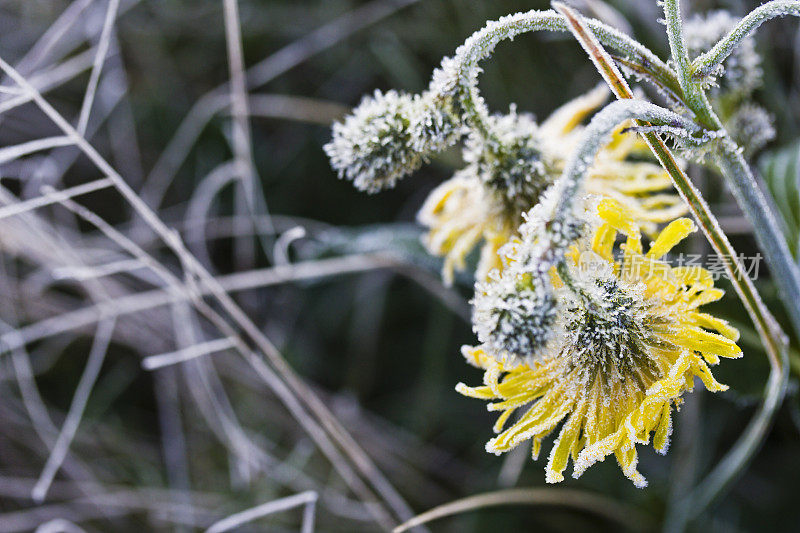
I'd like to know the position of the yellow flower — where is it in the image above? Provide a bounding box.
[457,199,741,487]
[418,86,687,284]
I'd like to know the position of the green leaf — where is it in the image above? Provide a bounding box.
[758,140,800,258]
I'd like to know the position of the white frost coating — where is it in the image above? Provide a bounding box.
[463,106,555,209]
[324,89,462,193]
[471,264,557,368]
[685,10,762,97]
[694,1,800,78]
[552,99,698,235]
[469,188,596,367]
[726,103,775,157]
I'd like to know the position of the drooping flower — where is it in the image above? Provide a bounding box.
[457,198,742,487]
[418,86,687,284]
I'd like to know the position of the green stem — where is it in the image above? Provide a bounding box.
[661,0,800,345]
[714,140,800,341]
[448,9,683,136]
[692,1,800,80]
[662,0,717,128]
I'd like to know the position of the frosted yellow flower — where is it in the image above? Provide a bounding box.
[418,86,687,284]
[457,199,741,487]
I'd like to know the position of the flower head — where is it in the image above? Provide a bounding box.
[457,199,742,487]
[325,89,461,193]
[472,262,558,368]
[419,86,687,283]
[464,107,556,212]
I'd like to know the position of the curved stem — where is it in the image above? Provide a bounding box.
[692,1,800,80]
[392,488,653,533]
[556,99,697,202]
[446,9,682,136]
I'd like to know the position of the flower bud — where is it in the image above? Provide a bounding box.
[725,103,775,157]
[325,89,461,193]
[472,267,557,367]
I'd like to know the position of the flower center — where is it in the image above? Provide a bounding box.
[561,278,664,391]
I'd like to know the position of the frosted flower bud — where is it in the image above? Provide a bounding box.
[325,89,461,193]
[411,91,463,156]
[469,192,598,367]
[472,267,557,367]
[725,103,775,157]
[325,90,418,193]
[464,108,556,212]
[684,10,762,100]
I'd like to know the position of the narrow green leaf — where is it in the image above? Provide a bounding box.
[758,140,800,257]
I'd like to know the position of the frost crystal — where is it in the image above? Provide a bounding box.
[684,10,762,99]
[472,268,557,367]
[324,89,461,193]
[470,192,598,367]
[514,186,596,270]
[557,254,658,389]
[464,108,556,212]
[726,103,775,157]
[427,56,460,102]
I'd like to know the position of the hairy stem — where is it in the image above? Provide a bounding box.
[659,0,800,344]
[692,1,800,80]
[662,0,717,128]
[552,99,698,221]
[446,9,681,137]
[714,141,800,339]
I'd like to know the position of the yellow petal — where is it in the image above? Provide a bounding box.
[647,218,696,260]
[591,222,617,262]
[545,402,587,483]
[652,402,672,454]
[540,84,609,135]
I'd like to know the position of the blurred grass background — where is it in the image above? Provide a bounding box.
[0,0,799,531]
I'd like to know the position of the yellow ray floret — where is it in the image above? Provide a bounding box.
[457,199,741,487]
